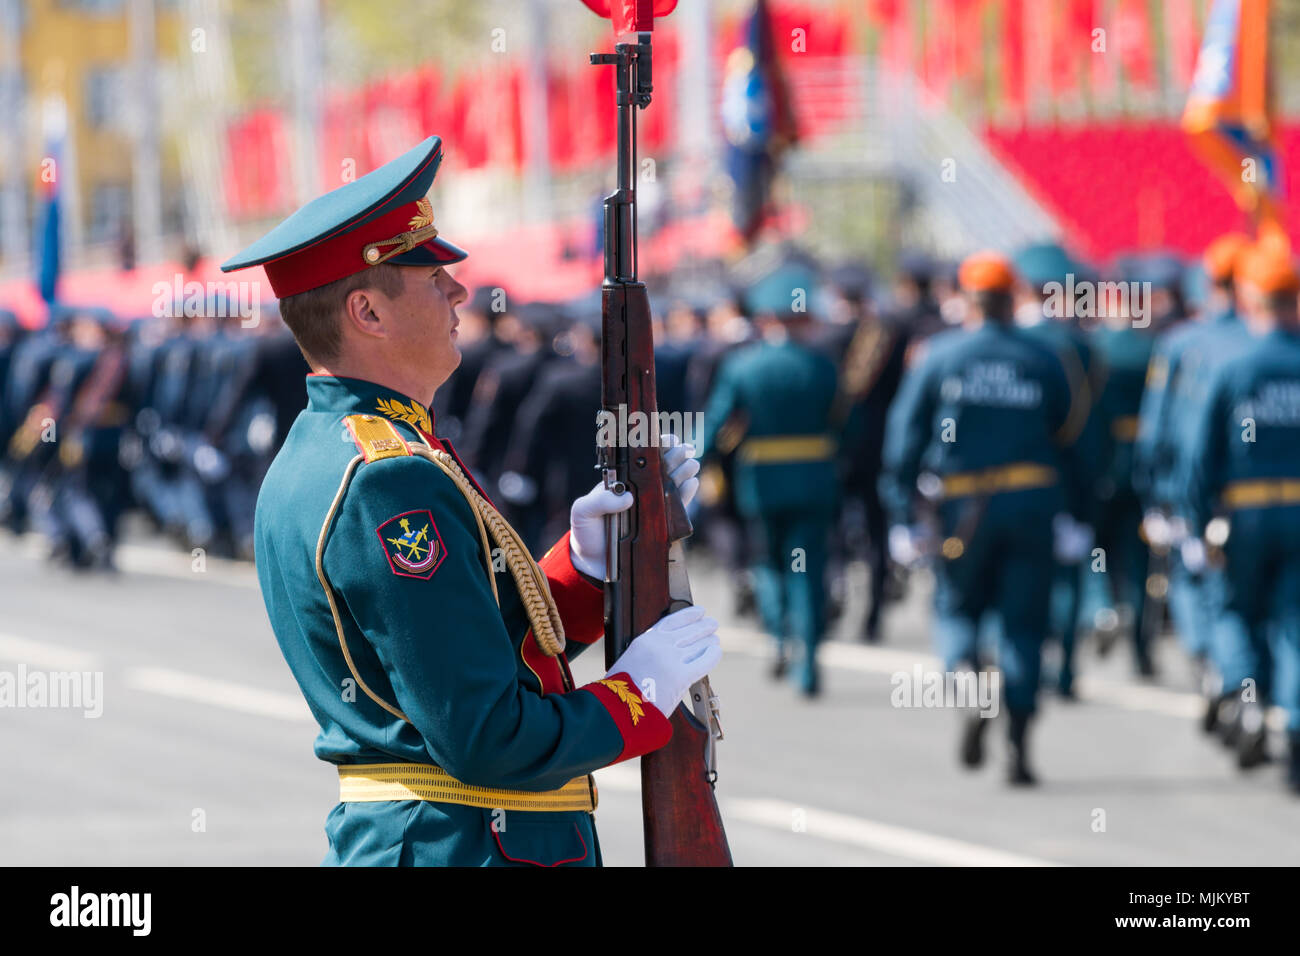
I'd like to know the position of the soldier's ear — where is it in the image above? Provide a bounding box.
[343,288,386,340]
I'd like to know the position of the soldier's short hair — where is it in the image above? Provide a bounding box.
[974,289,1014,323]
[278,264,405,366]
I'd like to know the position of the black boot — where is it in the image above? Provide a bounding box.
[1007,712,1038,786]
[960,712,989,768]
[1197,662,1221,735]
[769,641,789,681]
[1217,694,1243,748]
[1201,693,1221,736]
[1236,701,1270,770]
[1287,733,1300,795]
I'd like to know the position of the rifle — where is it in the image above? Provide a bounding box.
[588,19,732,867]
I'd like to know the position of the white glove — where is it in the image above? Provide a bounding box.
[604,605,722,718]
[1052,513,1094,563]
[888,524,921,567]
[661,434,701,508]
[1180,537,1207,574]
[569,483,633,578]
[569,438,700,578]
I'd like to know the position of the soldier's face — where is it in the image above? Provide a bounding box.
[388,264,468,391]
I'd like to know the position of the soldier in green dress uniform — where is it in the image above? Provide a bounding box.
[221,137,720,865]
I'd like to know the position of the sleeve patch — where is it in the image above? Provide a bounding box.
[596,677,646,725]
[376,509,447,579]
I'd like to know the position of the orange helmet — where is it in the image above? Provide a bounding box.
[958,251,1016,293]
[1202,232,1252,283]
[1235,242,1300,295]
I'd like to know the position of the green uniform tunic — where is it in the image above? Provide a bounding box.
[254,375,671,866]
[698,338,839,693]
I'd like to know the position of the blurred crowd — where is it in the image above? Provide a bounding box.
[2,232,1298,792]
[0,280,309,567]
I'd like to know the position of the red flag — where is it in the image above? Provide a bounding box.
[1051,0,1092,99]
[1165,0,1202,91]
[872,0,913,75]
[1116,0,1155,90]
[579,0,678,35]
[1001,0,1026,118]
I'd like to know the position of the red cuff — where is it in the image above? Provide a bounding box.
[582,672,672,762]
[539,530,605,645]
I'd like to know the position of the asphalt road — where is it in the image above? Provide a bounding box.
[1,529,1297,866]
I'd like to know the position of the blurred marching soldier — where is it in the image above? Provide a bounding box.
[1,310,70,532]
[222,136,719,865]
[687,287,758,619]
[891,250,948,362]
[459,302,561,500]
[12,310,107,559]
[882,253,1089,784]
[202,308,311,560]
[48,312,132,569]
[122,305,183,533]
[140,309,214,548]
[1183,242,1300,790]
[823,260,910,642]
[652,296,706,423]
[0,310,21,451]
[1015,242,1106,699]
[431,284,515,444]
[1135,233,1254,728]
[500,310,602,553]
[699,259,839,697]
[1085,263,1163,677]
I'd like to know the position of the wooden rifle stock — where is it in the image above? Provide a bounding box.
[592,31,730,866]
[601,284,732,867]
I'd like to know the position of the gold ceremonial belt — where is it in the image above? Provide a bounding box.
[738,434,836,464]
[1222,478,1300,510]
[338,763,597,813]
[941,462,1059,499]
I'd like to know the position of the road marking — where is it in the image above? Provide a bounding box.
[126,666,312,723]
[726,798,1059,867]
[0,633,100,671]
[593,765,1058,866]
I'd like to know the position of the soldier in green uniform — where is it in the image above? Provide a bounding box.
[882,252,1088,784]
[1184,242,1300,787]
[221,137,720,866]
[698,259,839,697]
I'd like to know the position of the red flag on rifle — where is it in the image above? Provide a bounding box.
[579,0,677,35]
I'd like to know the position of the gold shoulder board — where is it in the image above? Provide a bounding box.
[343,414,411,463]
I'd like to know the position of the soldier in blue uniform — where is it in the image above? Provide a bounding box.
[882,252,1088,784]
[698,259,839,697]
[221,136,721,865]
[1015,242,1105,699]
[1183,242,1300,790]
[1135,233,1253,729]
[1085,263,1162,676]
